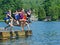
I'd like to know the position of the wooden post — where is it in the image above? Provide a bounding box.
[10,31,16,38]
[0,32,10,39]
[25,30,32,36]
[15,31,26,37]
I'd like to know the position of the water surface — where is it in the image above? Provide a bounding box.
[0,21,60,45]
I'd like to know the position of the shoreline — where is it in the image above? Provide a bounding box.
[0,20,4,22]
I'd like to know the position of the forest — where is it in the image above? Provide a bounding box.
[0,0,60,21]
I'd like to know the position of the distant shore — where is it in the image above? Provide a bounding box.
[0,20,4,22]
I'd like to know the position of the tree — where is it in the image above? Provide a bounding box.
[38,7,46,21]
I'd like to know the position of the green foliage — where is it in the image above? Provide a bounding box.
[0,0,60,21]
[0,9,4,20]
[38,7,46,21]
[0,0,23,20]
[49,6,59,21]
[43,0,60,21]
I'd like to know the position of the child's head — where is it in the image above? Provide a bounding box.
[8,10,11,12]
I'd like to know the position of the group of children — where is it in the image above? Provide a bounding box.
[4,8,31,31]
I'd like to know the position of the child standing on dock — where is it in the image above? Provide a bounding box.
[13,10,19,25]
[18,8,27,31]
[4,10,13,30]
[18,8,30,31]
[26,9,31,23]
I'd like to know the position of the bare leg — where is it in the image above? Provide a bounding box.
[5,18,13,30]
[16,20,19,25]
[26,22,30,30]
[10,18,13,25]
[5,22,13,30]
[5,25,10,30]
[21,21,24,31]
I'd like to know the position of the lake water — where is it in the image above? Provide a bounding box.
[0,21,60,45]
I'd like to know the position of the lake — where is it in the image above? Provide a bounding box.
[0,21,60,45]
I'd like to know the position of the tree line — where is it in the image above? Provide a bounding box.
[0,0,60,21]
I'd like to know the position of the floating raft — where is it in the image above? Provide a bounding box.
[0,28,32,39]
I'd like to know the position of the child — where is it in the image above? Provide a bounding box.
[18,8,26,31]
[26,9,31,23]
[4,10,13,30]
[13,10,19,25]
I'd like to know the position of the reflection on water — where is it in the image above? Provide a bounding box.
[0,21,60,45]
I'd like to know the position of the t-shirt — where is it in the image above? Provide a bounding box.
[6,12,11,19]
[14,14,19,20]
[27,12,31,17]
[19,12,23,19]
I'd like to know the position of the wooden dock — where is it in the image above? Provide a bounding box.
[0,28,32,39]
